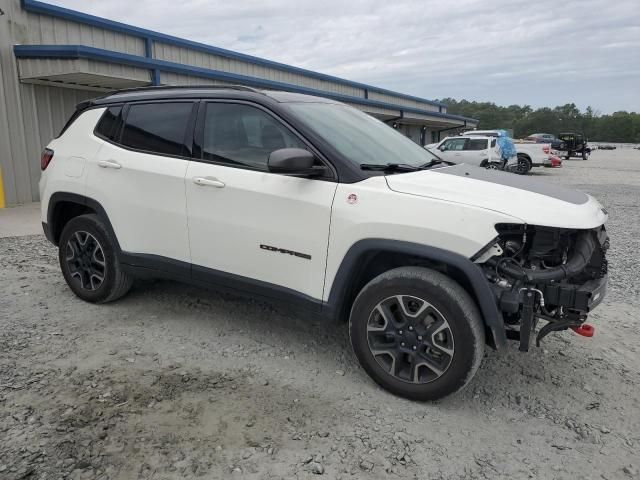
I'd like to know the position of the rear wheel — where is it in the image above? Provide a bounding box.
[59,214,133,303]
[515,154,532,175]
[349,267,484,401]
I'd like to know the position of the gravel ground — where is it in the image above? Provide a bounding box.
[1,149,639,480]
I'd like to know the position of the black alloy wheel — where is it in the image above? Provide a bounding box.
[65,231,106,291]
[366,295,454,384]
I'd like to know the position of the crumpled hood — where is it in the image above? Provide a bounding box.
[385,164,607,229]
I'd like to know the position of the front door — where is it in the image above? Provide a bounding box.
[185,102,337,303]
[437,138,467,163]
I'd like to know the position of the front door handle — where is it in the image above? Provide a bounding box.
[193,176,225,188]
[97,159,122,169]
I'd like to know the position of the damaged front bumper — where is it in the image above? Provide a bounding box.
[480,224,609,351]
[541,275,607,313]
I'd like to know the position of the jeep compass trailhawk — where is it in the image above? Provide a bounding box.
[40,86,609,400]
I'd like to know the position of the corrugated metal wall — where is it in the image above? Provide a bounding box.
[17,11,145,55]
[154,42,365,98]
[368,91,440,113]
[1,0,103,204]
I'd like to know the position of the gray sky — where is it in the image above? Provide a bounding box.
[50,0,640,113]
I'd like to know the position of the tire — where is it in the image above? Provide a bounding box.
[58,214,133,303]
[349,267,485,401]
[515,155,532,175]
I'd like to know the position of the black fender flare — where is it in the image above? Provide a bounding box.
[46,192,120,250]
[324,239,507,350]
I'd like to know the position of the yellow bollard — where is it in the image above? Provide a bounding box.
[0,167,5,208]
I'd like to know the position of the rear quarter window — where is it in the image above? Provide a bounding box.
[94,106,123,142]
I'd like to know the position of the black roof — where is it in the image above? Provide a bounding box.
[86,85,340,108]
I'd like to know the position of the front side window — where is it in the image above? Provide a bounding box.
[443,138,466,151]
[120,102,193,157]
[203,103,306,170]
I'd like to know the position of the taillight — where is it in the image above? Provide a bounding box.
[41,148,54,171]
[542,145,550,154]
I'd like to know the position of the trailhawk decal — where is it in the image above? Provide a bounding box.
[260,244,312,260]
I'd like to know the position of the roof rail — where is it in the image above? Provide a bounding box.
[103,84,265,97]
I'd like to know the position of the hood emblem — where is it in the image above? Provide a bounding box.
[347,194,358,204]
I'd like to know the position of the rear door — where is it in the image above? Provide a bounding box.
[87,101,195,263]
[184,101,337,303]
[462,138,491,166]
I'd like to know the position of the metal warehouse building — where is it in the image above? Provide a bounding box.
[0,0,477,206]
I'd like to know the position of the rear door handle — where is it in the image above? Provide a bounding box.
[193,176,225,188]
[97,159,122,169]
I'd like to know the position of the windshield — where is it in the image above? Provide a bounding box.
[286,102,441,168]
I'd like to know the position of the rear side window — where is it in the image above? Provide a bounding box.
[467,139,487,151]
[120,102,193,157]
[95,106,123,142]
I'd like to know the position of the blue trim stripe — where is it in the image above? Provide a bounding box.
[21,0,449,109]
[14,44,476,124]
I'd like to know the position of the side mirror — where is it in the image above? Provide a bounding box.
[438,145,447,151]
[268,148,323,176]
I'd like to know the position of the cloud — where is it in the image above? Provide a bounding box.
[48,0,640,113]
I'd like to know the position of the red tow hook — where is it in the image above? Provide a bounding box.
[570,324,595,337]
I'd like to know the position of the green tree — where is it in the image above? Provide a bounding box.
[440,99,640,142]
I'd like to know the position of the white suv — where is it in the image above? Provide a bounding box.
[426,136,502,168]
[40,86,609,401]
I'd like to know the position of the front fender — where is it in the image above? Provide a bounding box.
[323,239,507,350]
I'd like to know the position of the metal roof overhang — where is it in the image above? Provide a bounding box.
[16,57,151,92]
[13,45,478,128]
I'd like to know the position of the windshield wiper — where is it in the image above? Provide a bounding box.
[360,163,420,172]
[419,158,452,169]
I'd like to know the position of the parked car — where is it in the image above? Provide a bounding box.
[597,144,617,150]
[40,86,609,401]
[460,130,556,174]
[525,133,565,150]
[558,132,591,159]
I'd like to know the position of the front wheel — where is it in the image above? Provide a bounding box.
[349,267,485,401]
[59,214,133,303]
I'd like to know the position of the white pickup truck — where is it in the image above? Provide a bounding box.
[425,131,560,174]
[462,130,558,173]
